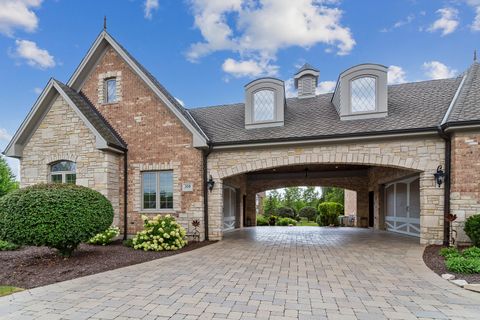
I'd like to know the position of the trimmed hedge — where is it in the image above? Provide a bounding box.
[276,217,297,226]
[464,214,480,247]
[256,215,269,226]
[0,184,113,256]
[299,206,317,221]
[317,202,344,226]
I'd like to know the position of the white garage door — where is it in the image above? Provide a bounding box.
[384,177,420,237]
[223,186,236,231]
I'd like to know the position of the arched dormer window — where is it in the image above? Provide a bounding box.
[350,76,377,113]
[244,78,285,129]
[253,89,275,122]
[50,160,76,184]
[332,64,388,120]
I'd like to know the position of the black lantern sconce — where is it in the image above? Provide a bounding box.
[433,165,445,187]
[207,175,215,192]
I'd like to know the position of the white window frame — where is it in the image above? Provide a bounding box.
[50,161,76,184]
[104,77,117,103]
[349,75,377,114]
[141,171,174,211]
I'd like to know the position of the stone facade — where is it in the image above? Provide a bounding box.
[80,46,205,237]
[344,190,357,216]
[207,137,446,244]
[451,130,480,243]
[20,95,121,224]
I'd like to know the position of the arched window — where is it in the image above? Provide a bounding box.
[350,76,376,113]
[50,161,76,184]
[253,89,275,122]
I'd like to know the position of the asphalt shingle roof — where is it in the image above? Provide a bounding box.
[55,80,127,151]
[189,77,463,145]
[448,62,480,123]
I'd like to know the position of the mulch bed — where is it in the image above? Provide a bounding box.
[423,245,480,284]
[0,240,216,289]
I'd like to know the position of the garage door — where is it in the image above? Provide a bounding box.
[384,177,420,237]
[223,186,236,231]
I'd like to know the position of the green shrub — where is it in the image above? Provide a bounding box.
[256,215,269,226]
[0,240,19,251]
[88,226,120,245]
[132,214,187,251]
[298,206,317,221]
[0,184,113,256]
[445,256,480,274]
[123,238,134,248]
[276,217,297,226]
[464,214,480,247]
[462,246,480,259]
[317,202,344,226]
[276,207,297,220]
[439,247,460,259]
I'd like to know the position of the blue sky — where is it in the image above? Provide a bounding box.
[1,0,480,177]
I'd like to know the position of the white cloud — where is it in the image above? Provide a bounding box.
[316,81,337,94]
[428,7,459,36]
[463,1,480,31]
[144,0,159,19]
[423,61,457,80]
[222,58,278,78]
[381,14,415,32]
[14,39,55,69]
[0,128,11,141]
[33,87,42,94]
[187,0,355,77]
[0,0,42,36]
[388,65,407,84]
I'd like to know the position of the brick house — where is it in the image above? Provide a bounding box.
[4,30,480,245]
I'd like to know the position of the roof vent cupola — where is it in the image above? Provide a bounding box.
[294,63,320,98]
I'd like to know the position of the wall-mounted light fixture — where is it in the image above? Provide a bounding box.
[433,165,445,187]
[207,175,215,192]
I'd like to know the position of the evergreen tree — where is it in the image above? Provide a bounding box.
[0,156,18,197]
[263,189,281,215]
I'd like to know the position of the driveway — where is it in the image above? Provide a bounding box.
[1,227,479,320]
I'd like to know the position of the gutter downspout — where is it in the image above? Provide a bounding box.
[437,127,451,246]
[123,151,128,240]
[203,143,213,241]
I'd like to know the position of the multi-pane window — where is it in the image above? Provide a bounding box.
[253,90,275,122]
[105,78,117,103]
[350,77,376,113]
[142,171,173,210]
[50,161,76,184]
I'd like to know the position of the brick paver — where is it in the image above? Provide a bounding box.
[1,227,479,319]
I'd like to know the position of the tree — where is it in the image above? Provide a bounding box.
[283,187,304,213]
[302,187,320,208]
[0,157,18,197]
[320,187,344,205]
[263,189,281,215]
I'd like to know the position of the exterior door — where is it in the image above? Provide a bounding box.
[223,186,236,231]
[384,177,420,237]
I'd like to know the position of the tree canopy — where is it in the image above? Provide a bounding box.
[0,157,18,197]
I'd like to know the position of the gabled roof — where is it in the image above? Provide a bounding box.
[445,62,480,125]
[189,77,463,146]
[67,30,208,147]
[295,63,319,75]
[3,79,127,158]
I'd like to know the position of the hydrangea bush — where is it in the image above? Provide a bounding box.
[132,214,187,251]
[88,226,120,245]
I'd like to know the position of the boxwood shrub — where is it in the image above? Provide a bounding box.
[276,207,297,220]
[0,184,113,256]
[276,217,297,226]
[256,215,269,226]
[464,214,480,247]
[317,202,344,226]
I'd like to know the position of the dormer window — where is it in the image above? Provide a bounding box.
[245,78,285,129]
[332,64,388,120]
[350,76,376,113]
[253,90,275,122]
[105,78,117,103]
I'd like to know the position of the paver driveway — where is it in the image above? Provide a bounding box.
[1,227,480,320]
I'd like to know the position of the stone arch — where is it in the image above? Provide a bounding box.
[213,152,428,180]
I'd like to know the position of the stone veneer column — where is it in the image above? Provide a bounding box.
[419,171,444,244]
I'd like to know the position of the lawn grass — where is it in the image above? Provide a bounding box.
[297,219,318,226]
[0,286,23,297]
